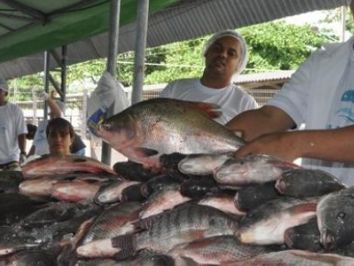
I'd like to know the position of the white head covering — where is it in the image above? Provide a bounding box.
[203,29,248,75]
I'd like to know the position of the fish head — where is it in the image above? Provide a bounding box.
[97,113,139,150]
[319,196,354,250]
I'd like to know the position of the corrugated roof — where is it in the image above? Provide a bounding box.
[0,0,349,79]
[234,70,295,84]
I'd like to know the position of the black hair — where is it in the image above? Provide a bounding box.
[46,117,74,138]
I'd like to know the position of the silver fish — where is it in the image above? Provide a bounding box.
[96,98,244,169]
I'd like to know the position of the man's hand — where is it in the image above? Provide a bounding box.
[234,131,301,162]
[38,91,49,101]
[19,152,27,165]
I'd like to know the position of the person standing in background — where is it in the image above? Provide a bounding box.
[0,78,27,170]
[160,29,258,125]
[28,91,86,157]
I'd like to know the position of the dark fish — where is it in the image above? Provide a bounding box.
[214,154,300,188]
[0,249,56,266]
[81,202,141,245]
[76,204,239,259]
[198,194,246,217]
[234,181,281,212]
[275,168,346,197]
[140,175,181,198]
[159,153,187,171]
[96,98,244,169]
[180,177,220,199]
[168,235,269,265]
[139,183,190,219]
[0,170,23,193]
[239,197,317,245]
[284,217,322,252]
[113,160,161,182]
[317,186,354,250]
[0,193,45,226]
[0,226,38,257]
[121,183,145,202]
[231,249,354,265]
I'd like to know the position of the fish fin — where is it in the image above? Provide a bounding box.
[187,102,221,119]
[111,234,136,260]
[134,147,159,157]
[290,202,317,214]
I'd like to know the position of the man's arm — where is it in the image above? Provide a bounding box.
[47,91,62,118]
[18,134,26,155]
[225,105,296,141]
[234,125,354,163]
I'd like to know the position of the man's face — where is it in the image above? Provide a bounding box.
[204,36,242,78]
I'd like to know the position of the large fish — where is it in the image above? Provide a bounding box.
[76,204,239,259]
[22,155,116,179]
[275,168,346,197]
[231,250,354,266]
[238,197,318,245]
[96,98,244,169]
[317,186,354,250]
[214,154,300,188]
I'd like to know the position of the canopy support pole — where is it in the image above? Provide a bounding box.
[132,0,149,104]
[101,0,121,165]
[43,51,50,120]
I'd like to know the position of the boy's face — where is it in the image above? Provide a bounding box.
[47,129,72,156]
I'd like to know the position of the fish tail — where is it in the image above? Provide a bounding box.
[111,234,136,260]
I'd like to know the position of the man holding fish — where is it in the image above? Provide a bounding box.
[226,0,354,186]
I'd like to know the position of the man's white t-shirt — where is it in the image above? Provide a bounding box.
[160,78,258,125]
[268,37,354,185]
[0,103,27,164]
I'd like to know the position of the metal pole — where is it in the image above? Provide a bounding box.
[101,0,121,165]
[43,50,50,120]
[61,45,67,103]
[132,0,149,104]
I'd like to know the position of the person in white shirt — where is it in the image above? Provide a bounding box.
[160,29,258,125]
[0,78,27,171]
[226,0,354,186]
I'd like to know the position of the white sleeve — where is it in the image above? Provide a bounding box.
[159,82,176,98]
[267,51,317,127]
[15,106,27,135]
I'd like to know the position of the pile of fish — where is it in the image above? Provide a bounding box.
[1,153,354,265]
[0,98,354,265]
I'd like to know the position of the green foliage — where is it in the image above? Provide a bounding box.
[240,22,326,71]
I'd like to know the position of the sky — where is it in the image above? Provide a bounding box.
[283,8,350,41]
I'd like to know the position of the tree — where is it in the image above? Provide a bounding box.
[240,21,328,71]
